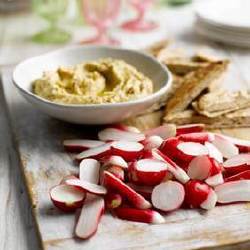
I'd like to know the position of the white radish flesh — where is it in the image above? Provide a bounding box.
[205,173,224,187]
[63,139,104,153]
[102,155,128,169]
[223,154,250,175]
[144,124,176,139]
[205,142,223,163]
[79,159,100,184]
[177,142,208,157]
[143,135,163,150]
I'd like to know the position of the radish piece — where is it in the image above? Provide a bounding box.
[111,141,144,161]
[184,180,217,210]
[153,149,190,184]
[106,165,125,181]
[101,155,128,169]
[114,207,165,224]
[205,142,223,163]
[75,143,111,162]
[66,179,107,195]
[225,170,250,182]
[111,124,141,133]
[223,154,250,175]
[212,134,239,159]
[151,181,185,212]
[144,124,176,139]
[60,175,78,184]
[103,171,151,209]
[105,193,122,209]
[75,195,104,239]
[142,135,163,151]
[178,132,215,144]
[79,159,100,184]
[176,124,205,136]
[127,183,153,200]
[63,139,104,153]
[129,159,168,186]
[215,180,250,203]
[205,173,224,187]
[50,184,86,212]
[98,128,145,142]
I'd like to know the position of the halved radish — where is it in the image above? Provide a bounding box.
[215,180,250,203]
[114,207,165,224]
[176,124,205,136]
[184,180,217,210]
[106,165,125,181]
[75,195,104,239]
[144,124,176,139]
[223,154,250,175]
[66,179,107,195]
[128,159,169,186]
[79,159,100,184]
[98,128,145,142]
[178,132,214,144]
[63,139,104,153]
[212,134,239,159]
[75,143,111,162]
[105,193,122,209]
[225,170,250,182]
[151,181,185,212]
[111,124,141,133]
[50,184,86,212]
[205,142,223,163]
[127,183,154,200]
[60,175,78,184]
[103,171,151,209]
[142,135,163,151]
[111,141,144,161]
[101,155,128,169]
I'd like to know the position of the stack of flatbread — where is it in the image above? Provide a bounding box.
[127,41,250,130]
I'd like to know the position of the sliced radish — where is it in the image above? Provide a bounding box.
[106,165,125,181]
[114,207,165,224]
[144,124,176,139]
[111,124,141,133]
[111,141,144,161]
[178,132,214,144]
[105,193,122,209]
[225,170,250,182]
[152,149,190,184]
[103,171,151,209]
[98,128,145,142]
[215,180,250,203]
[142,135,163,151]
[66,179,107,195]
[127,183,154,200]
[101,155,128,169]
[128,159,168,186]
[176,124,205,136]
[79,159,100,184]
[223,154,250,175]
[75,195,104,239]
[63,139,104,153]
[50,184,86,212]
[184,180,217,210]
[151,181,185,212]
[75,143,111,162]
[205,142,223,163]
[212,134,239,159]
[60,175,78,184]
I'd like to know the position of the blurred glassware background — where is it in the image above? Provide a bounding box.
[0,0,30,13]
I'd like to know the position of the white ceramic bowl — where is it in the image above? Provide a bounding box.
[13,46,172,124]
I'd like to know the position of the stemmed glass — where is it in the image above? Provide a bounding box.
[121,0,158,32]
[80,0,121,45]
[32,0,71,44]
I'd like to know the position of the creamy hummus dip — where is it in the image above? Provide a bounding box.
[33,58,153,104]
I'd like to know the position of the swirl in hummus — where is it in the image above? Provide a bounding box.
[32,58,153,104]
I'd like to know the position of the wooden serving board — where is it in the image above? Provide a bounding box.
[2,69,250,250]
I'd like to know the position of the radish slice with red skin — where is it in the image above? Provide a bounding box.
[60,175,78,184]
[142,135,163,151]
[205,142,223,163]
[212,134,239,159]
[128,159,169,186]
[144,124,176,139]
[151,181,185,212]
[63,139,104,153]
[225,170,250,182]
[223,154,250,175]
[184,180,217,210]
[50,184,86,212]
[75,143,111,162]
[205,173,224,187]
[75,195,104,239]
[111,141,144,161]
[127,183,154,200]
[106,165,125,181]
[98,128,145,142]
[66,179,107,195]
[178,132,215,144]
[114,207,165,224]
[176,124,205,136]
[79,159,100,184]
[111,124,141,133]
[215,180,250,203]
[101,155,128,169]
[105,193,122,209]
[103,171,151,209]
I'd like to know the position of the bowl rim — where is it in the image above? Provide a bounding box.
[12,45,172,109]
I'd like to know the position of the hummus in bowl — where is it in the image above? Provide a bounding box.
[13,46,172,124]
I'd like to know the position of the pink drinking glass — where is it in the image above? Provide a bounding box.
[80,0,121,45]
[121,0,158,32]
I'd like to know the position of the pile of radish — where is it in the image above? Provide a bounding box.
[50,123,250,239]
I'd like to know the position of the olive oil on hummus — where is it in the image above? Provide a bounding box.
[33,58,153,104]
